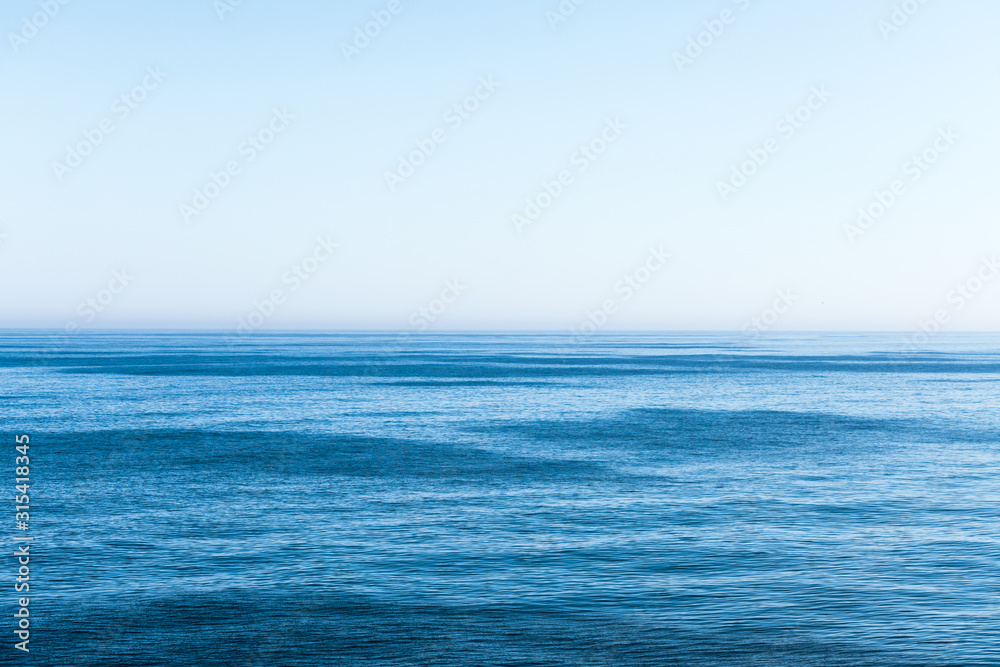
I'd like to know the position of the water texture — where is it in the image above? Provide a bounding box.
[1,331,997,666]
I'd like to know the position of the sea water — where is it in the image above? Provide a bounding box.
[1,331,997,665]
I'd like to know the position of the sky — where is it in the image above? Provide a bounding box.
[1,0,998,333]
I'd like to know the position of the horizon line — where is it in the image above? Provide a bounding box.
[1,328,999,335]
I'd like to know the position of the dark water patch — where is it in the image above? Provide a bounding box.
[468,407,996,456]
[41,429,613,483]
[31,591,929,667]
[371,379,557,387]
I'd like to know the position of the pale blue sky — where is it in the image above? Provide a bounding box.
[1,0,998,331]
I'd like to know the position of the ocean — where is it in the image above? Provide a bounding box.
[2,331,998,666]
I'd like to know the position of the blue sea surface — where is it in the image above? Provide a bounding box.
[2,331,998,666]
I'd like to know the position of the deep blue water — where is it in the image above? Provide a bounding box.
[2,331,998,666]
